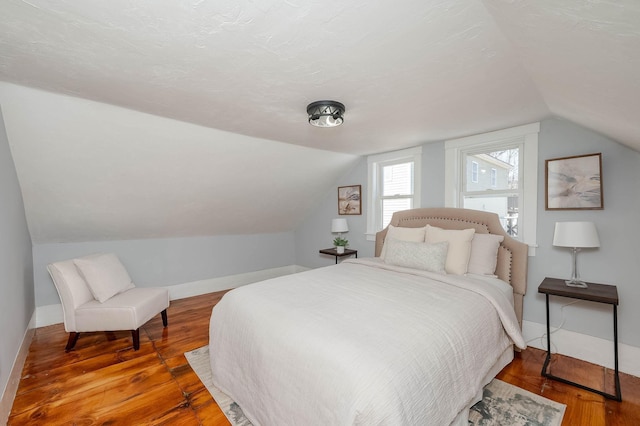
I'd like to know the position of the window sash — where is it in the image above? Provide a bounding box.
[379,160,415,229]
[461,144,523,239]
[367,146,422,240]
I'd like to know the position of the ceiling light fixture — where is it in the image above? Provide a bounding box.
[307,100,345,128]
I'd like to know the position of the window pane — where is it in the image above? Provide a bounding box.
[463,194,519,237]
[383,162,413,196]
[465,148,518,192]
[382,198,412,228]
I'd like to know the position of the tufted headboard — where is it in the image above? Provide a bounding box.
[375,207,528,328]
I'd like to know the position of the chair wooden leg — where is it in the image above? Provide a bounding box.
[161,309,168,327]
[132,329,140,350]
[65,332,80,352]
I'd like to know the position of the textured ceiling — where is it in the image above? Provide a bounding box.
[1,0,639,243]
[2,0,638,154]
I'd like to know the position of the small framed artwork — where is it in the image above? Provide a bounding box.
[545,153,603,210]
[338,185,361,215]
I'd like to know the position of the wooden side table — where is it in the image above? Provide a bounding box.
[538,277,621,401]
[319,248,358,264]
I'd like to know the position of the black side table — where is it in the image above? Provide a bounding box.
[319,248,358,264]
[538,277,621,401]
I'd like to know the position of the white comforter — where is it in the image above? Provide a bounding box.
[209,258,525,426]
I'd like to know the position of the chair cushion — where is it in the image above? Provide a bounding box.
[48,254,105,332]
[48,257,95,309]
[74,253,135,303]
[74,287,169,332]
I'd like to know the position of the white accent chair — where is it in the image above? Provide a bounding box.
[47,253,169,351]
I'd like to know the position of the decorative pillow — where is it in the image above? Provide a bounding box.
[73,253,135,303]
[384,239,448,274]
[380,225,426,260]
[424,225,475,275]
[468,233,504,276]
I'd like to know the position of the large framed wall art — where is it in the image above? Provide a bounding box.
[545,153,603,210]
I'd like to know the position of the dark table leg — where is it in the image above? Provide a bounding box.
[541,294,622,401]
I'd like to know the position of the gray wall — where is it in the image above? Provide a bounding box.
[295,158,371,267]
[0,108,34,398]
[528,118,640,345]
[33,232,295,306]
[295,117,640,349]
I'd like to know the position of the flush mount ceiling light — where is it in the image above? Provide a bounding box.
[307,100,345,128]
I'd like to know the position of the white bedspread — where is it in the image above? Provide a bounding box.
[209,258,525,426]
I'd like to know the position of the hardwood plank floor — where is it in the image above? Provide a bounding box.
[9,290,640,425]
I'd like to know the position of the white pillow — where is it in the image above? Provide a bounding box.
[468,233,504,276]
[384,239,448,274]
[73,253,135,303]
[380,225,426,260]
[424,225,475,275]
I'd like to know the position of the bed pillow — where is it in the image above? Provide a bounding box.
[468,233,504,276]
[424,225,475,275]
[380,225,427,260]
[384,239,448,274]
[73,253,135,303]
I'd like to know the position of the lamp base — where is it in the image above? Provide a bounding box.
[565,279,588,288]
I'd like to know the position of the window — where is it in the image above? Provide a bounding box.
[463,149,519,236]
[471,161,479,183]
[367,146,422,240]
[445,123,539,255]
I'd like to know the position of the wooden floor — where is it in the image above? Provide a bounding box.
[8,290,640,425]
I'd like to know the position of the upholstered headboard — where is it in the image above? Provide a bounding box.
[375,207,528,328]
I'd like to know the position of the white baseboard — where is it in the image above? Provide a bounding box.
[168,264,308,300]
[522,320,640,378]
[0,312,36,425]
[35,264,310,328]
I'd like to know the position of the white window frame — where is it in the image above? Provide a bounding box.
[444,123,539,255]
[490,168,497,187]
[366,146,422,241]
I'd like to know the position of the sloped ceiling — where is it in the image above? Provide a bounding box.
[0,0,638,243]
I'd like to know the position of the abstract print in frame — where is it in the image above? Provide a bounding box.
[338,185,361,215]
[545,153,603,210]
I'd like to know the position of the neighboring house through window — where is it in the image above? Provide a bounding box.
[471,161,479,183]
[444,123,539,255]
[366,146,422,240]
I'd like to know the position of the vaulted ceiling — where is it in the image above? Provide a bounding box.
[1,0,638,243]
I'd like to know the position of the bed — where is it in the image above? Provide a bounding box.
[209,207,528,426]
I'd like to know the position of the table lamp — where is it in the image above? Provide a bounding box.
[552,221,600,288]
[331,218,349,236]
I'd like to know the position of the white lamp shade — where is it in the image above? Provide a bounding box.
[553,221,600,248]
[331,218,349,233]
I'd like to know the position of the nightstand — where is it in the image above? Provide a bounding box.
[538,277,621,401]
[319,248,358,264]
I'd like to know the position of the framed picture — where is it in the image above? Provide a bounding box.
[545,153,603,210]
[338,185,361,215]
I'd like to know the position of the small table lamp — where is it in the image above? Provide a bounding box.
[553,221,600,288]
[331,218,349,253]
[331,218,349,236]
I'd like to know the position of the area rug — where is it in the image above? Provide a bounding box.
[185,346,565,426]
